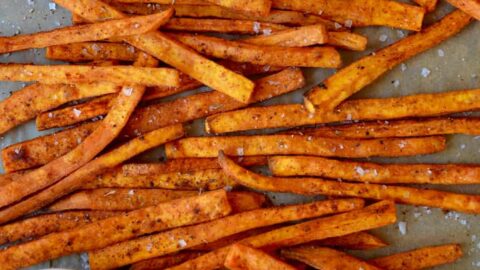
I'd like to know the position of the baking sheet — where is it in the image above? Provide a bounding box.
[1,0,480,269]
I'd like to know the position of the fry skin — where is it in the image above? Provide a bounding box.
[225,244,296,270]
[164,18,287,34]
[242,24,328,47]
[0,190,231,270]
[304,10,473,112]
[447,0,480,20]
[220,153,480,214]
[413,0,438,12]
[315,232,387,250]
[165,135,446,159]
[131,252,206,270]
[88,198,364,269]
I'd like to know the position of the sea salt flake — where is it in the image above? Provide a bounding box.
[73,108,82,117]
[354,166,366,176]
[437,49,445,57]
[421,68,431,78]
[253,22,261,34]
[48,2,56,10]
[334,22,342,30]
[398,221,407,235]
[379,34,388,42]
[128,189,135,196]
[401,63,407,72]
[236,147,244,156]
[262,28,272,35]
[344,20,353,28]
[122,87,133,96]
[178,239,187,248]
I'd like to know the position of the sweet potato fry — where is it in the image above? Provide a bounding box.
[272,0,425,31]
[368,244,463,270]
[46,42,139,62]
[0,11,173,53]
[413,0,438,12]
[172,33,341,68]
[0,124,184,224]
[167,200,395,270]
[55,0,256,103]
[88,198,364,269]
[164,18,287,34]
[327,32,368,51]
[304,10,473,112]
[225,244,296,270]
[205,89,480,134]
[269,156,480,185]
[447,0,480,20]
[220,153,480,213]
[0,64,179,87]
[0,190,231,270]
[242,24,328,47]
[0,211,119,246]
[0,171,28,186]
[165,135,446,159]
[315,232,387,250]
[131,252,206,270]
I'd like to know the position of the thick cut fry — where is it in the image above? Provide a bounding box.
[413,0,438,12]
[242,24,328,47]
[168,201,396,270]
[0,64,179,87]
[0,191,231,270]
[172,34,341,68]
[88,198,364,269]
[55,0,255,103]
[272,0,425,31]
[165,135,446,159]
[46,42,139,62]
[304,10,473,112]
[447,0,480,20]
[0,11,172,53]
[0,124,184,224]
[269,156,480,185]
[368,244,462,270]
[225,244,296,270]
[164,18,287,34]
[205,89,480,134]
[0,211,119,246]
[315,232,387,250]
[131,252,206,270]
[220,153,480,213]
[327,32,368,51]
[0,171,28,186]
[282,246,381,270]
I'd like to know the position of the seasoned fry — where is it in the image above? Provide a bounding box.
[269,156,480,185]
[165,135,446,159]
[304,10,473,112]
[46,42,139,62]
[227,192,268,213]
[0,211,119,246]
[447,0,480,20]
[0,191,231,270]
[131,252,206,270]
[172,33,341,68]
[225,244,296,270]
[0,124,184,224]
[413,0,438,12]
[0,171,28,186]
[88,198,364,269]
[168,201,395,270]
[281,246,381,270]
[242,24,328,47]
[327,32,368,51]
[220,153,480,213]
[0,64,179,87]
[315,232,387,250]
[205,89,480,134]
[368,244,462,270]
[164,18,287,34]
[0,11,173,53]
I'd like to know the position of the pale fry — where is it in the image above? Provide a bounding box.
[315,232,387,250]
[413,0,438,12]
[242,24,328,47]
[225,244,296,270]
[447,0,480,20]
[164,18,287,34]
[327,32,368,51]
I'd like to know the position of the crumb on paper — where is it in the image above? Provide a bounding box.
[344,19,353,28]
[437,49,445,57]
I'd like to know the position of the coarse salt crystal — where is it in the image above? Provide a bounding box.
[437,49,445,57]
[401,63,407,72]
[398,141,407,149]
[146,243,153,251]
[27,0,34,5]
[344,20,353,28]
[354,166,366,176]
[262,28,272,35]
[128,189,135,196]
[393,80,400,88]
[73,108,82,117]
[421,68,431,78]
[48,112,53,118]
[236,147,244,156]
[178,239,187,248]
[253,22,261,34]
[48,2,56,10]
[123,87,133,96]
[398,221,407,235]
[334,22,342,30]
[379,34,388,42]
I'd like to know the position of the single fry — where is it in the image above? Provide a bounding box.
[168,201,395,270]
[46,42,139,62]
[88,198,364,269]
[304,10,473,112]
[0,191,231,270]
[165,135,446,159]
[0,211,118,246]
[269,156,480,185]
[164,18,287,34]
[0,124,184,224]
[315,232,387,250]
[131,252,206,270]
[0,11,173,53]
[242,24,328,47]
[0,64,179,87]
[225,244,296,270]
[413,0,438,12]
[220,153,480,213]
[447,0,480,20]
[0,171,28,186]
[272,0,425,31]
[327,32,368,51]
[368,244,462,270]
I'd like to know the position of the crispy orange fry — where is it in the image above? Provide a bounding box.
[269,156,480,185]
[0,171,28,186]
[88,198,364,269]
[0,11,173,53]
[304,10,473,112]
[165,135,446,159]
[168,200,395,270]
[220,153,480,213]
[413,0,438,12]
[0,190,231,270]
[205,89,480,134]
[315,232,387,250]
[447,0,480,20]
[164,18,287,33]
[131,251,206,270]
[0,124,184,224]
[368,244,463,270]
[172,33,341,68]
[225,244,296,270]
[327,32,368,51]
[46,42,139,62]
[242,24,328,47]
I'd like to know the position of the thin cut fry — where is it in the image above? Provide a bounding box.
[0,11,173,53]
[164,18,287,34]
[368,244,463,270]
[304,10,473,112]
[225,244,296,270]
[242,24,328,47]
[167,200,396,270]
[447,0,480,20]
[219,153,480,213]
[269,156,480,185]
[272,0,425,31]
[0,190,231,270]
[281,246,381,270]
[0,211,119,246]
[327,32,368,51]
[0,124,184,224]
[88,198,364,269]
[131,252,206,270]
[315,232,387,250]
[165,135,446,158]
[172,33,341,68]
[46,42,139,62]
[413,0,438,12]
